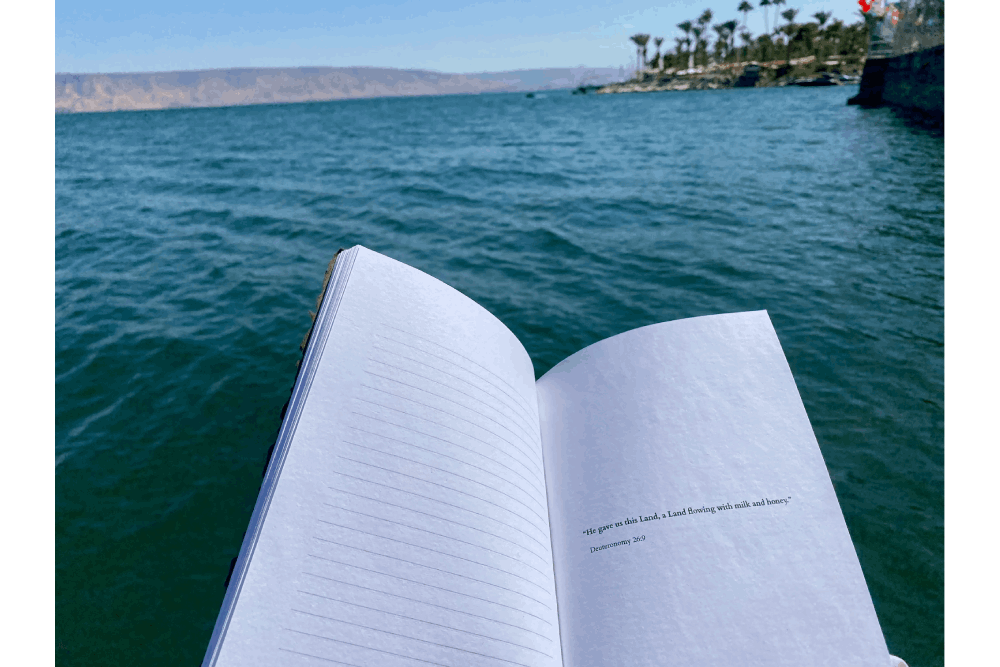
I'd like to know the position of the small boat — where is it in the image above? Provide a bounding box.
[792,73,842,87]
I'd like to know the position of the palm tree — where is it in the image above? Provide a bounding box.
[738,1,755,38]
[691,25,704,66]
[654,36,664,69]
[723,20,739,61]
[825,19,844,57]
[839,11,869,58]
[697,7,714,64]
[781,8,799,31]
[759,0,772,35]
[740,31,753,61]
[713,23,728,62]
[812,12,831,59]
[630,33,651,73]
[772,0,787,35]
[791,22,820,60]
[674,36,688,68]
[698,9,715,36]
[757,33,774,61]
[780,8,798,61]
[677,21,694,67]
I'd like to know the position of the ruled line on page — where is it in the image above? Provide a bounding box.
[309,548,552,620]
[313,518,552,594]
[283,628,451,667]
[377,323,538,418]
[277,647,363,666]
[335,455,549,531]
[361,380,535,474]
[302,560,554,633]
[275,311,558,667]
[341,436,544,516]
[323,503,550,574]
[325,486,547,561]
[294,591,553,657]
[331,313,537,425]
[375,334,538,428]
[364,366,540,448]
[367,357,539,439]
[352,396,545,480]
[340,439,548,520]
[359,383,544,471]
[350,412,545,497]
[369,345,538,434]
[288,612,536,667]
[347,421,546,499]
[327,471,550,550]
[300,520,557,663]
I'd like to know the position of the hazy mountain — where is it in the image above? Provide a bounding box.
[55,66,628,113]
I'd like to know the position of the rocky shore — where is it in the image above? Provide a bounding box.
[594,56,864,94]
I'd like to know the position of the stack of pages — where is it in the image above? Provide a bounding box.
[203,246,896,667]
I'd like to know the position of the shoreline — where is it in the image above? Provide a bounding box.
[593,56,864,94]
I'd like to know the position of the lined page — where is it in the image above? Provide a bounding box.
[207,247,561,667]
[536,312,889,667]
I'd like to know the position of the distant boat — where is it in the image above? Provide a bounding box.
[526,92,535,98]
[792,73,841,87]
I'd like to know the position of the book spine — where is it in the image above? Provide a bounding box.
[204,247,358,667]
[221,249,345,588]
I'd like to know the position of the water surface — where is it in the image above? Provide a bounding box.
[56,87,943,666]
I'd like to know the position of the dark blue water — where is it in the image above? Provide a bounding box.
[56,88,943,666]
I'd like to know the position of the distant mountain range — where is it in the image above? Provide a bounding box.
[55,66,628,113]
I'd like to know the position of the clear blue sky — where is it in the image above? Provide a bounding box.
[56,0,866,74]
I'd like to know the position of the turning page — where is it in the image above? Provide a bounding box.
[536,311,889,667]
[205,247,562,667]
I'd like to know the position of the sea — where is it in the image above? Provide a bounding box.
[56,87,943,666]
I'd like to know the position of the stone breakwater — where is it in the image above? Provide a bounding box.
[848,45,943,121]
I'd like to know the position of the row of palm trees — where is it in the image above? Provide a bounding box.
[630,4,874,72]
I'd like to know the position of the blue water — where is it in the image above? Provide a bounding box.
[56,87,943,666]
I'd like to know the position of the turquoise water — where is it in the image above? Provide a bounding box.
[56,88,943,666]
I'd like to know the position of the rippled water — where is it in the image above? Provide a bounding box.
[56,87,943,666]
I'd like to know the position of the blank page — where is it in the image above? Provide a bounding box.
[205,247,562,667]
[536,311,889,667]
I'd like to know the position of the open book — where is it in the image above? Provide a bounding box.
[203,246,893,667]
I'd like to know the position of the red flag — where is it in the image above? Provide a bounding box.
[858,0,873,12]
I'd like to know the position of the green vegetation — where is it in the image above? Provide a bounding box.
[632,0,945,78]
[639,4,877,72]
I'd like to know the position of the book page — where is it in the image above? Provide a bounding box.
[537,312,889,667]
[205,247,562,667]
